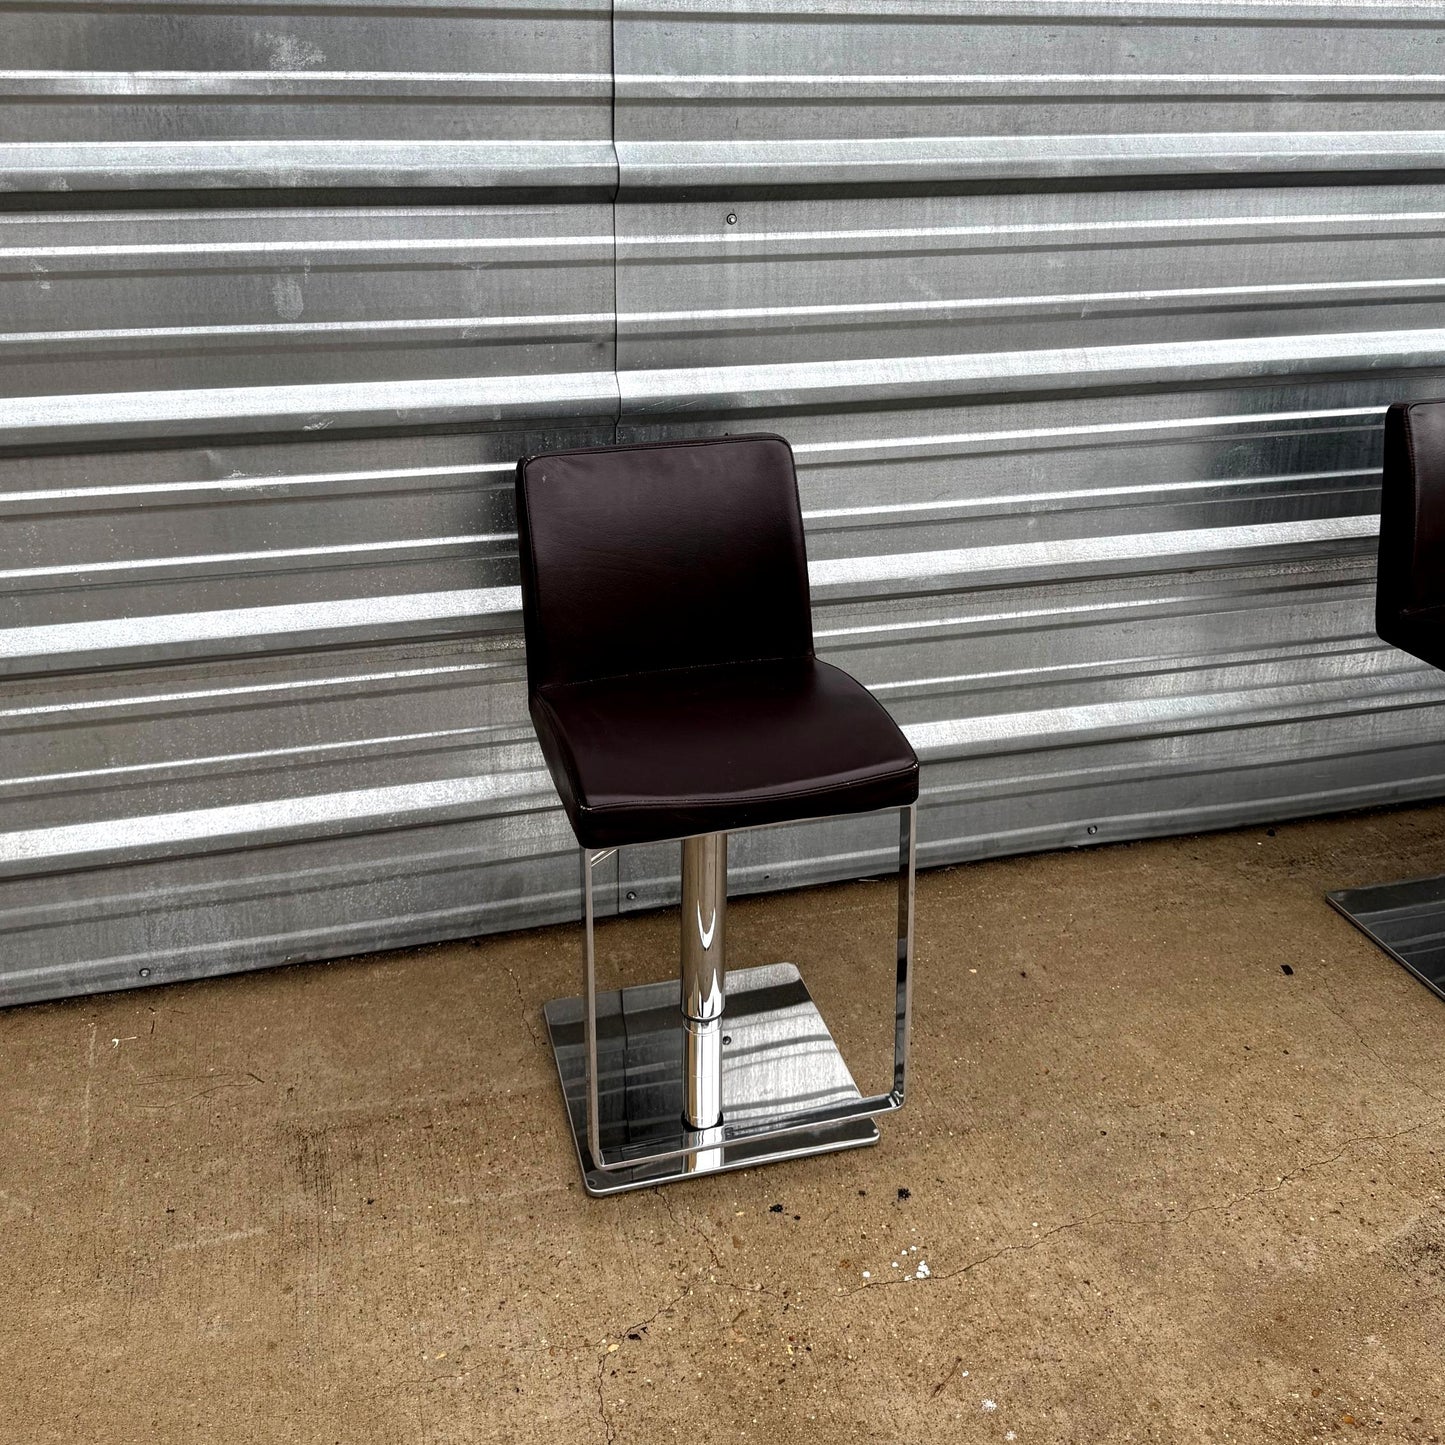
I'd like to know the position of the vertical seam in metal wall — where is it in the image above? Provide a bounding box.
[607,0,623,923]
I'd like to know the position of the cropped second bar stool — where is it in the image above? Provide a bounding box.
[1330,400,1445,999]
[515,435,919,1194]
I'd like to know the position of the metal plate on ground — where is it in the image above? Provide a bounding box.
[1328,875,1445,1003]
[543,962,878,1195]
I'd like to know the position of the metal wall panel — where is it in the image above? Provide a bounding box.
[9,0,1445,1004]
[0,207,614,434]
[614,0,1445,189]
[1,0,615,193]
[0,5,617,1004]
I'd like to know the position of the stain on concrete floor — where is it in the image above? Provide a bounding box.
[4,804,1445,1442]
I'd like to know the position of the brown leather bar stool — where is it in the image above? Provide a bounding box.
[515,434,920,1193]
[1330,400,1445,1000]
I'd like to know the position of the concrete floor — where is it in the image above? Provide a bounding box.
[5,806,1445,1444]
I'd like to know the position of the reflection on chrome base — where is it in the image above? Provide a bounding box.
[544,963,879,1196]
[1328,873,1445,1003]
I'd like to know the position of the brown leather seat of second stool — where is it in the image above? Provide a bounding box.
[531,656,918,849]
[1378,400,1445,672]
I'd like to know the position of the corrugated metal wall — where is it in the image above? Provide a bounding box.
[6,0,1445,1005]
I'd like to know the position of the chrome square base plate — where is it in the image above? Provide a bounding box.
[543,962,879,1195]
[1328,873,1445,1002]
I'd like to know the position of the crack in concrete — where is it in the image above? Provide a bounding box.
[1308,978,1445,1109]
[81,1021,97,1157]
[654,1187,723,1274]
[501,961,542,1050]
[592,1284,691,1444]
[651,1190,797,1305]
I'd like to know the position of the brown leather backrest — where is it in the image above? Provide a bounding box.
[1379,401,1445,631]
[515,435,815,691]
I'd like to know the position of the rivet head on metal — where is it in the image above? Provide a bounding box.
[725,213,738,225]
[625,890,637,901]
[139,967,151,978]
[722,1035,732,1046]
[1086,825,1098,835]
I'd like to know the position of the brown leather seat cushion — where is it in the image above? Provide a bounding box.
[530,657,918,849]
[516,434,919,849]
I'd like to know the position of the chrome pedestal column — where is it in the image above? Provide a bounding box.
[680,836,726,1125]
[1328,874,1445,1002]
[680,833,726,1171]
[542,806,916,1195]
